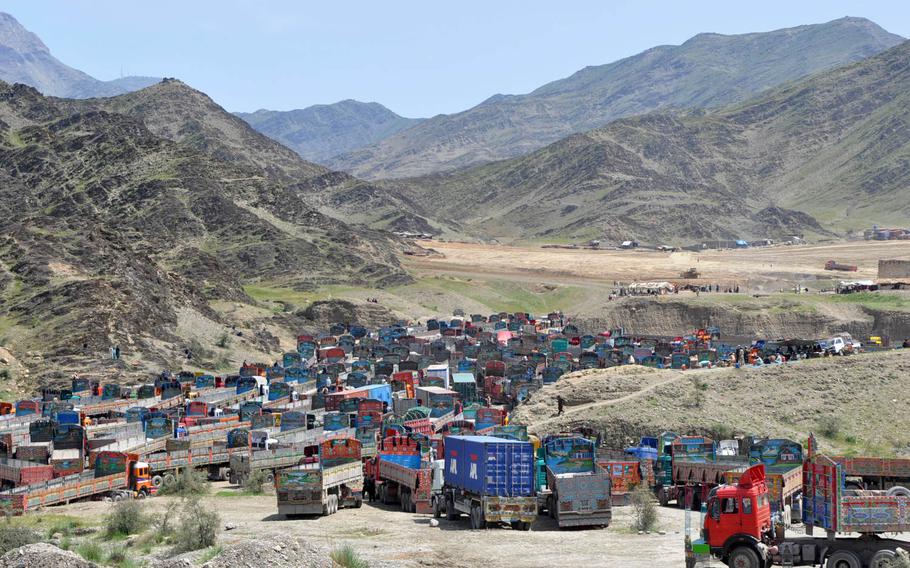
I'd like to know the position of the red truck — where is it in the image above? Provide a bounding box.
[688,436,910,568]
[824,260,858,272]
[367,435,435,514]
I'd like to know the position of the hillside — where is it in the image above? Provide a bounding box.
[512,350,910,456]
[237,100,422,164]
[355,39,910,243]
[0,81,409,386]
[0,12,160,98]
[329,17,904,179]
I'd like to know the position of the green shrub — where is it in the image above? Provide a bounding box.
[173,497,220,553]
[330,544,369,568]
[242,469,269,495]
[46,518,80,539]
[197,545,223,564]
[631,484,658,532]
[105,500,147,538]
[76,541,104,563]
[157,467,209,497]
[0,525,39,555]
[817,415,841,439]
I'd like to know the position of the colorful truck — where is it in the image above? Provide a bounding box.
[538,436,612,528]
[0,451,154,514]
[690,435,910,568]
[442,435,536,530]
[369,435,435,514]
[275,438,364,516]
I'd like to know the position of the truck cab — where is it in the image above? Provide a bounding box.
[129,461,156,497]
[701,464,772,567]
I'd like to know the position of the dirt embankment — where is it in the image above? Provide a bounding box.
[575,297,910,340]
[513,350,910,456]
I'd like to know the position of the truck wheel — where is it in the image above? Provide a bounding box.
[657,487,669,507]
[547,495,555,519]
[446,497,458,521]
[826,551,861,568]
[266,472,275,485]
[870,550,897,568]
[354,497,363,509]
[433,498,442,519]
[151,475,163,488]
[163,472,176,486]
[887,486,910,497]
[469,505,486,530]
[728,546,760,568]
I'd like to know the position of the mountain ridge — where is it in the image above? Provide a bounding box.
[327,17,904,179]
[236,99,422,164]
[0,12,161,99]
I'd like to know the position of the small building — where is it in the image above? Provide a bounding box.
[734,240,749,248]
[836,280,877,294]
[620,240,639,249]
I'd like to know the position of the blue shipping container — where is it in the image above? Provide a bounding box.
[444,436,534,497]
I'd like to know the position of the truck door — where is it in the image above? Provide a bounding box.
[704,494,742,547]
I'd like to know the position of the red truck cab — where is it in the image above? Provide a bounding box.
[702,464,773,567]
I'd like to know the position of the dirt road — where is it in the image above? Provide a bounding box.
[51,488,694,567]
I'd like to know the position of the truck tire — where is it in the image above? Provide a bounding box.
[469,504,486,530]
[446,497,458,521]
[728,546,760,568]
[657,487,669,507]
[547,495,556,519]
[151,475,163,488]
[826,551,861,568]
[163,472,176,486]
[354,497,362,509]
[518,521,531,531]
[870,550,897,568]
[887,486,910,497]
[433,498,442,519]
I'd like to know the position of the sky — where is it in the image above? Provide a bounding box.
[5,1,909,117]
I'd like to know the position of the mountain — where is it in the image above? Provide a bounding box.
[328,17,904,179]
[0,80,410,383]
[365,39,910,243]
[0,12,160,98]
[237,100,422,164]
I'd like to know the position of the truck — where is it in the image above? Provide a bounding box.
[537,436,612,528]
[0,451,155,514]
[368,435,435,514]
[442,435,536,530]
[723,438,804,525]
[275,438,363,516]
[824,260,858,272]
[0,458,54,488]
[689,436,910,568]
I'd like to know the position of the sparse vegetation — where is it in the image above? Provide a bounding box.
[157,467,209,497]
[0,524,39,554]
[330,543,370,568]
[76,541,104,563]
[630,484,658,532]
[174,497,220,553]
[46,517,80,539]
[241,468,269,495]
[104,500,147,538]
[216,332,231,349]
[817,415,841,439]
[197,545,223,564]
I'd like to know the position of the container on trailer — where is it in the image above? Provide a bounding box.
[93,451,129,477]
[0,458,55,485]
[15,445,51,463]
[444,435,534,497]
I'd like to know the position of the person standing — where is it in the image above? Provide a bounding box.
[556,395,565,415]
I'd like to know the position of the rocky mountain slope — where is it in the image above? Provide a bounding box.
[237,100,422,164]
[0,12,160,98]
[328,17,903,179]
[347,39,910,243]
[0,81,409,384]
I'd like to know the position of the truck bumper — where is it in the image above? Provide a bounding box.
[278,503,324,516]
[483,497,537,523]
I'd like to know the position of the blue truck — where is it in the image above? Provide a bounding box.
[538,436,612,529]
[442,435,536,530]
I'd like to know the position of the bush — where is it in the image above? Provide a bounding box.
[105,500,147,538]
[173,497,220,553]
[0,525,39,555]
[157,467,209,497]
[330,544,369,568]
[631,484,658,532]
[76,541,104,563]
[817,415,841,439]
[46,518,80,539]
[242,469,269,495]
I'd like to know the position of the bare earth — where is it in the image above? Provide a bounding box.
[408,240,910,289]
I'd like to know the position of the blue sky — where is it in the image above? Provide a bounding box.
[6,1,908,116]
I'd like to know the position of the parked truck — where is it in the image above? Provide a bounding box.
[537,435,612,528]
[442,435,536,530]
[275,438,363,516]
[368,435,435,514]
[0,451,154,514]
[824,260,858,272]
[689,436,910,568]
